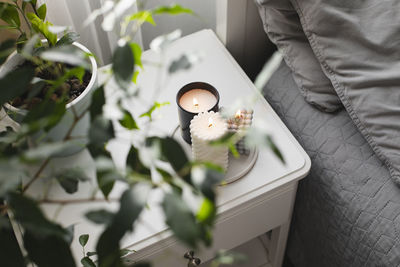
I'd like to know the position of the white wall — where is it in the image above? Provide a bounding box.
[216,0,276,80]
[141,0,216,49]
[142,0,275,80]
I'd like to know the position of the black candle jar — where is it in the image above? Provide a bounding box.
[176,82,220,144]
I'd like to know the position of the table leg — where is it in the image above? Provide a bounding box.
[267,182,298,267]
[268,221,291,267]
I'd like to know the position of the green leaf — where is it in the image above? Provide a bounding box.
[23,142,73,161]
[130,42,142,68]
[147,136,191,183]
[160,137,188,175]
[245,128,284,163]
[86,251,97,257]
[81,256,96,267]
[266,135,285,163]
[0,159,27,197]
[87,143,110,159]
[97,169,121,199]
[93,156,123,199]
[22,98,67,132]
[153,4,193,15]
[191,166,223,202]
[89,116,115,145]
[127,10,155,25]
[149,30,181,52]
[89,86,105,121]
[168,54,191,73]
[96,185,150,267]
[27,13,57,46]
[196,198,216,224]
[23,230,76,267]
[55,168,89,194]
[37,3,46,20]
[119,109,139,130]
[21,34,40,57]
[79,234,89,247]
[0,66,34,106]
[40,45,90,69]
[126,145,151,175]
[0,24,17,30]
[85,209,114,225]
[210,132,240,158]
[210,132,236,145]
[0,39,15,65]
[6,193,70,241]
[22,1,27,12]
[0,215,25,267]
[113,43,134,90]
[156,168,183,195]
[0,3,20,27]
[162,193,201,248]
[56,32,80,46]
[139,101,169,120]
[132,71,139,84]
[16,33,28,51]
[66,67,85,83]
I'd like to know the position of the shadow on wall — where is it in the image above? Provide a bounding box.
[243,0,276,81]
[141,0,216,49]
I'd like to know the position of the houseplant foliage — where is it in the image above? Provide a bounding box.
[0,1,284,267]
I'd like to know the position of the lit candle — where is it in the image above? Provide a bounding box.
[179,89,217,113]
[235,110,242,119]
[190,111,228,170]
[227,109,254,155]
[176,82,220,144]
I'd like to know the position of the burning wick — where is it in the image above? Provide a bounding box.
[235,110,243,119]
[193,98,199,108]
[208,117,214,128]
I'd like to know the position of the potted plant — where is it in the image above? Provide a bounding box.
[0,0,97,155]
[0,1,283,266]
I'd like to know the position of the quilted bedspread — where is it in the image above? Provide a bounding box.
[263,62,400,267]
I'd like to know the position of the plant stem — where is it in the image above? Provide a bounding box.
[14,2,33,37]
[21,157,51,193]
[30,2,38,17]
[39,197,119,205]
[64,108,89,140]
[22,107,89,192]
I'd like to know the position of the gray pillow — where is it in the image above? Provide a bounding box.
[255,0,342,112]
[290,0,400,184]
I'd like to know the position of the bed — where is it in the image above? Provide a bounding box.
[263,61,400,267]
[251,0,400,266]
[218,0,400,265]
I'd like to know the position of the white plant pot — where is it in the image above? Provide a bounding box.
[0,42,98,156]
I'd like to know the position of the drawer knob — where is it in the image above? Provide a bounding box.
[184,250,201,266]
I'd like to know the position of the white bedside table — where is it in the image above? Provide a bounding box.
[21,29,310,267]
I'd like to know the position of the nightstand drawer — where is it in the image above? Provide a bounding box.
[123,182,297,266]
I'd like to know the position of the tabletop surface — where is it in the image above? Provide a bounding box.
[26,29,311,261]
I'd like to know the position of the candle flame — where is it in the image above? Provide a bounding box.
[235,110,242,119]
[193,97,199,108]
[208,117,213,128]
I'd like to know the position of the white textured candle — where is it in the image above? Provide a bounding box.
[190,111,228,170]
[179,89,217,113]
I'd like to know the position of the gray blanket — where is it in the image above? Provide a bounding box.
[264,62,400,267]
